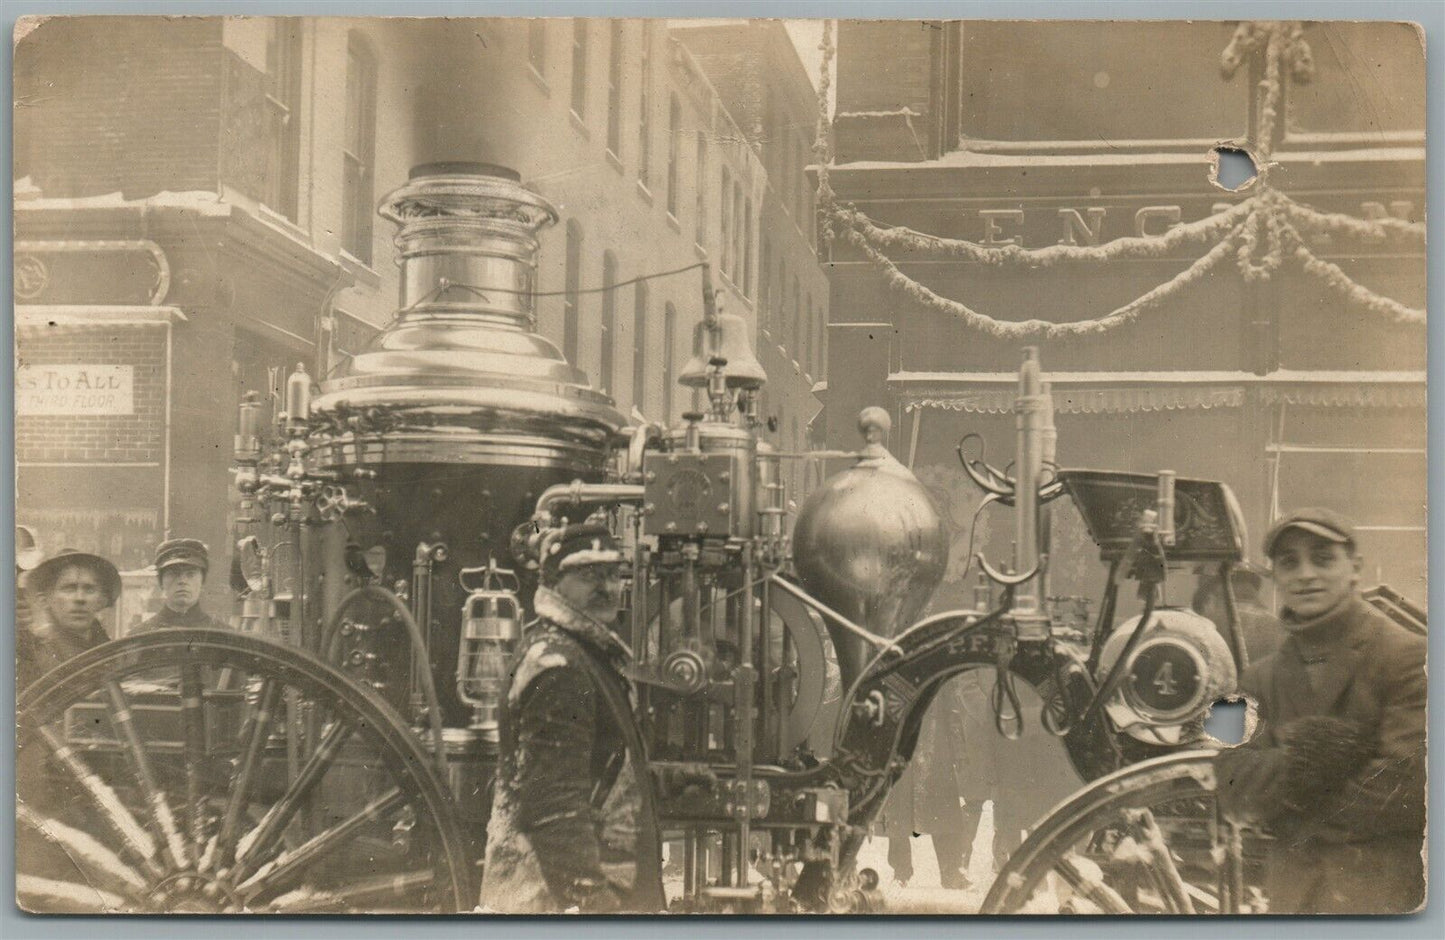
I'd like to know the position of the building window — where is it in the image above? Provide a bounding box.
[737,188,750,295]
[734,184,745,284]
[694,132,708,247]
[564,220,582,364]
[601,251,618,395]
[637,23,652,187]
[632,280,648,413]
[662,302,677,420]
[758,238,772,333]
[570,19,588,120]
[805,293,814,375]
[341,32,377,265]
[790,417,800,494]
[821,302,829,377]
[776,260,786,341]
[264,18,303,220]
[792,275,801,357]
[606,20,623,157]
[795,132,808,220]
[666,95,681,217]
[528,19,546,74]
[720,167,732,276]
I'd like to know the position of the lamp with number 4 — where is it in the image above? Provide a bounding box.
[1094,607,1238,746]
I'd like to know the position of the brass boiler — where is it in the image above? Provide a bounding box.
[307,163,625,726]
[791,408,949,684]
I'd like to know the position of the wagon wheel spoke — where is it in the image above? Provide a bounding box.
[235,786,409,902]
[1218,813,1247,914]
[265,869,439,913]
[33,724,166,881]
[17,801,149,898]
[179,663,208,850]
[229,718,355,884]
[1055,853,1135,914]
[17,874,131,914]
[104,679,192,871]
[984,753,1256,915]
[205,677,281,874]
[18,629,473,914]
[1123,808,1194,913]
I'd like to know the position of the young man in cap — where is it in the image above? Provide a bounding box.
[481,522,663,913]
[1215,508,1426,913]
[135,538,230,632]
[18,548,121,691]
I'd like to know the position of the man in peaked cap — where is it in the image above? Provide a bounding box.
[482,522,663,913]
[18,547,120,691]
[1215,508,1426,913]
[135,538,231,633]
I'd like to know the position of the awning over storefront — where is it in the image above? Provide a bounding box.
[892,369,1426,415]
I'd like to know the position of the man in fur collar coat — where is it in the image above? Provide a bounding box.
[481,523,663,913]
[1215,508,1426,913]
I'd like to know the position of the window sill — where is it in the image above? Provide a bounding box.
[570,110,590,139]
[635,180,654,206]
[665,212,681,234]
[527,64,550,96]
[606,149,625,175]
[338,249,381,289]
[694,242,709,261]
[255,202,310,245]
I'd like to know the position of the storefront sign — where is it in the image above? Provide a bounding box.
[16,364,135,415]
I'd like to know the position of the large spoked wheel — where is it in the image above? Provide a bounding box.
[17,629,473,914]
[980,751,1267,915]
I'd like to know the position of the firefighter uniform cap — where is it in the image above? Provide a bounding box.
[1263,507,1357,558]
[540,524,623,583]
[155,538,211,575]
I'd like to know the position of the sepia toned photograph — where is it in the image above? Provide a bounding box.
[12,15,1426,916]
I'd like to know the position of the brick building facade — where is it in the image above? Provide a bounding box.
[821,21,1426,602]
[14,15,828,624]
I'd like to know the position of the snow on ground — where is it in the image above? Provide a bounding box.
[662,801,1009,913]
[854,799,999,914]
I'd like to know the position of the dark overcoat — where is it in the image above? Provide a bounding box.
[1215,596,1426,914]
[480,588,663,913]
[134,603,230,633]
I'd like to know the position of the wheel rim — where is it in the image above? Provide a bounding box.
[980,751,1264,914]
[18,629,472,913]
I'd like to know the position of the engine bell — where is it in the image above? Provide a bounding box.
[678,312,768,389]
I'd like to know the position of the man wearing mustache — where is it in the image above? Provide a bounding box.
[481,522,664,913]
[1215,508,1426,913]
[135,539,230,633]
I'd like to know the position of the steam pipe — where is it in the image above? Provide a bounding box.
[1013,348,1045,615]
[533,481,646,521]
[627,423,663,478]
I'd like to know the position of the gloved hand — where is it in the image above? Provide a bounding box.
[1278,715,1375,794]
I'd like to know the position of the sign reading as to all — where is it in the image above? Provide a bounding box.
[17,364,135,415]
